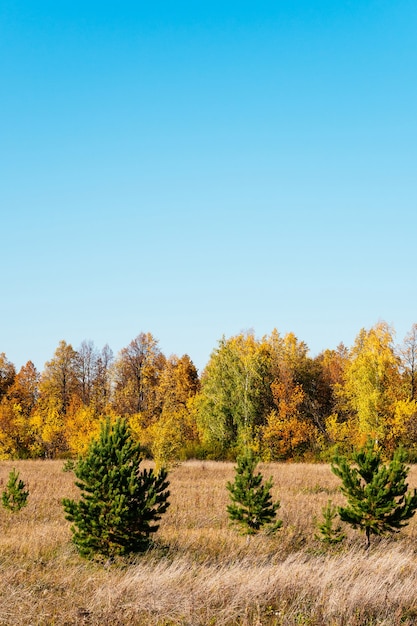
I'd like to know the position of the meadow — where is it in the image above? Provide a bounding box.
[1,459,417,625]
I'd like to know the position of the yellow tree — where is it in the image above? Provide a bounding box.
[112,333,166,426]
[147,402,200,470]
[266,331,321,417]
[156,354,199,414]
[387,399,417,454]
[31,340,79,457]
[262,330,320,459]
[313,344,349,420]
[340,322,404,448]
[311,345,353,455]
[0,361,40,458]
[262,379,316,459]
[65,400,108,457]
[145,354,200,468]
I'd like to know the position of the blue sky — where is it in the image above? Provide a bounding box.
[2,1,417,373]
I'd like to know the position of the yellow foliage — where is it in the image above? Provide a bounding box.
[0,403,17,459]
[30,396,67,456]
[65,403,104,457]
[262,410,316,460]
[271,379,305,420]
[324,413,361,449]
[148,411,184,471]
[0,397,37,458]
[384,399,417,453]
[153,402,200,469]
[127,412,150,446]
[126,396,200,470]
[342,323,403,442]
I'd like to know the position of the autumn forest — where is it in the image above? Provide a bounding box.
[1,322,417,463]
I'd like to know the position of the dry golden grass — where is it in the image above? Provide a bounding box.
[1,460,417,625]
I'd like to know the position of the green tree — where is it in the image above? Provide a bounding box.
[62,417,170,558]
[197,333,272,456]
[226,449,282,535]
[2,468,29,512]
[314,499,345,545]
[331,441,417,548]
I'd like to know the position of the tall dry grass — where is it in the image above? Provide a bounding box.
[1,459,417,625]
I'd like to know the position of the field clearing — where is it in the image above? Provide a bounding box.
[1,460,417,625]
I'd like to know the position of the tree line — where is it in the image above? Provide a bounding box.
[1,321,417,462]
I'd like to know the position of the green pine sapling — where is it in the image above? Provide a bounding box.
[62,417,170,558]
[227,449,282,535]
[314,499,345,544]
[332,440,417,549]
[2,468,29,512]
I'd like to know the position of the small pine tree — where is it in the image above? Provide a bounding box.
[314,499,345,544]
[226,449,282,535]
[332,441,417,549]
[2,468,29,512]
[62,458,77,473]
[62,417,170,558]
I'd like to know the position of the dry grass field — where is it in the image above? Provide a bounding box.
[1,459,417,625]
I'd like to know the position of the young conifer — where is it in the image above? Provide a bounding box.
[62,417,170,558]
[226,449,282,535]
[332,440,417,549]
[1,468,29,512]
[314,499,345,544]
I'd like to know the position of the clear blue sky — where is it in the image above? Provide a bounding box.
[2,1,417,373]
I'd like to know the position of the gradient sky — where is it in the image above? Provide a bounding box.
[2,1,417,373]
